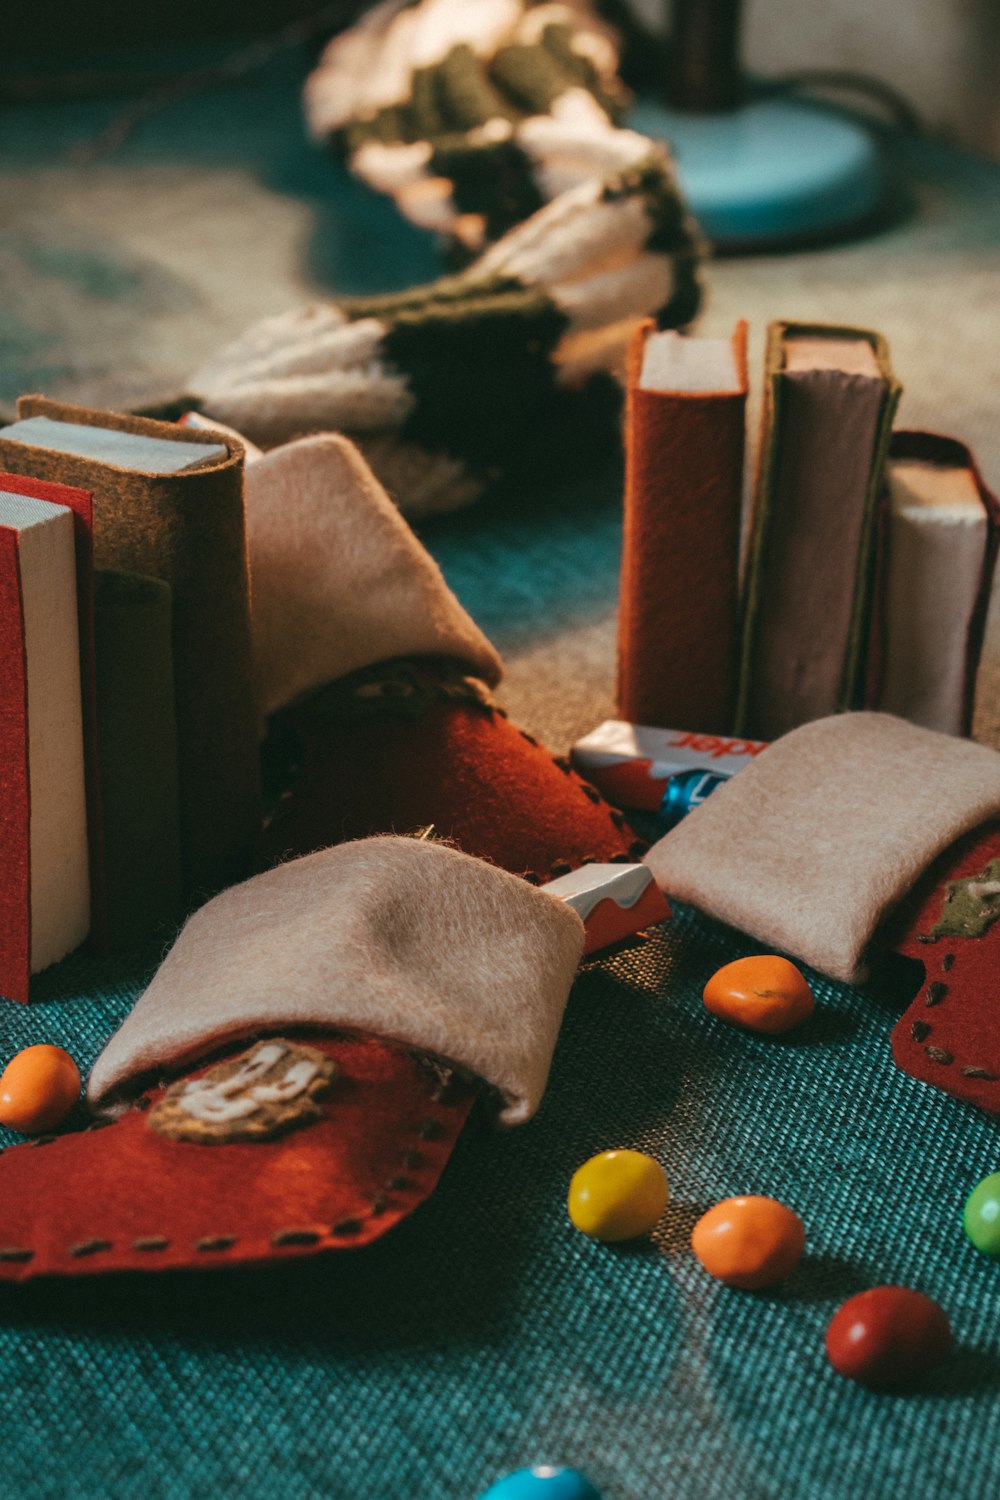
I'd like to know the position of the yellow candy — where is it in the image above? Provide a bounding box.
[568,1149,669,1241]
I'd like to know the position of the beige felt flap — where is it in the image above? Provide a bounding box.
[644,713,1000,982]
[245,434,503,714]
[88,837,584,1125]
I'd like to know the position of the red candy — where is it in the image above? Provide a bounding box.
[825,1286,952,1387]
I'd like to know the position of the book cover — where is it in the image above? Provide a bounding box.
[873,431,1000,737]
[617,320,747,735]
[0,491,90,1001]
[736,322,901,740]
[0,398,260,898]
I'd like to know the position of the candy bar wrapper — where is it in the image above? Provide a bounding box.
[0,839,584,1279]
[571,719,767,813]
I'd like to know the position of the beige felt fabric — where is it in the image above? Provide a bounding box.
[88,836,584,1125]
[245,434,503,715]
[643,713,1000,982]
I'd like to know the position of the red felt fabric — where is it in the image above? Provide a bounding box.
[0,1034,473,1280]
[617,320,747,735]
[888,820,1000,1114]
[259,699,644,880]
[0,471,105,951]
[0,529,30,1004]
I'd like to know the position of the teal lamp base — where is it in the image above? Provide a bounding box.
[629,96,884,249]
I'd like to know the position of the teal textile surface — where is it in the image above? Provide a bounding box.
[1,911,999,1500]
[2,45,1000,1500]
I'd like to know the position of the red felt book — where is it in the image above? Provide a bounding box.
[617,319,747,735]
[0,475,93,1000]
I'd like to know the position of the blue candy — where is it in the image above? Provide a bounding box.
[478,1467,603,1500]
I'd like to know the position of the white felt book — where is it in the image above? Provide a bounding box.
[0,490,90,983]
[878,458,991,735]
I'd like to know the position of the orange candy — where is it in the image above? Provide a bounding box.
[703,955,814,1035]
[0,1045,80,1134]
[691,1195,805,1289]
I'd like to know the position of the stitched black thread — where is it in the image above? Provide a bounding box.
[925,981,948,1007]
[133,1237,170,1252]
[69,1238,112,1258]
[960,1066,998,1080]
[924,1045,953,1065]
[910,1021,932,1042]
[942,953,955,971]
[331,1218,363,1236]
[271,1229,322,1247]
[195,1236,237,1252]
[0,1247,33,1263]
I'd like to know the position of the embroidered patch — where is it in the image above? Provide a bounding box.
[932,857,1000,940]
[148,1039,339,1144]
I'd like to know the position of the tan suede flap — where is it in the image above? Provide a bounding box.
[246,434,503,714]
[644,713,1000,982]
[88,837,584,1125]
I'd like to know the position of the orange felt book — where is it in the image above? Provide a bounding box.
[617,320,747,735]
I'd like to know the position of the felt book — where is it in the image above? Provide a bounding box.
[0,488,90,1002]
[0,400,260,898]
[735,322,900,740]
[873,431,1000,737]
[617,320,747,736]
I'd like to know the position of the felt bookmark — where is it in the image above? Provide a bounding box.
[0,399,259,898]
[93,572,182,951]
[0,838,584,1279]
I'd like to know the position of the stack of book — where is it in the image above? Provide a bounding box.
[617,320,999,746]
[0,400,259,1002]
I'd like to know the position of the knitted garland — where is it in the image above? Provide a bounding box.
[305,0,643,256]
[188,154,701,515]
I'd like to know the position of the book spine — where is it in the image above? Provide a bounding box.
[617,324,746,735]
[94,572,183,950]
[0,530,31,1002]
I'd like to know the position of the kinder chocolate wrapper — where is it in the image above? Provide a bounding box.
[571,719,767,812]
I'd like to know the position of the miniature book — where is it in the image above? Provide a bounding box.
[0,488,90,1001]
[617,321,747,736]
[736,323,900,740]
[0,398,259,897]
[93,572,182,950]
[873,431,999,736]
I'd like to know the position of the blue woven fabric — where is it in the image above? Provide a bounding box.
[0,908,998,1500]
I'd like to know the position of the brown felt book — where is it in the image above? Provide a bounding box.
[617,320,747,735]
[0,399,259,897]
[735,322,900,740]
[871,430,1000,737]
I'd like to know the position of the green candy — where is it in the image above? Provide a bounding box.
[964,1172,1000,1256]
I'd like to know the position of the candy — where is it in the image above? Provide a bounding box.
[963,1171,1000,1257]
[478,1467,603,1500]
[691,1195,804,1288]
[568,1149,669,1241]
[0,1045,80,1134]
[825,1286,952,1387]
[702,955,814,1035]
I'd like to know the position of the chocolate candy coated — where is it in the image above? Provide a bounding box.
[964,1172,1000,1257]
[691,1195,804,1289]
[703,955,814,1035]
[478,1467,602,1500]
[568,1150,668,1241]
[0,1045,80,1134]
[825,1286,951,1387]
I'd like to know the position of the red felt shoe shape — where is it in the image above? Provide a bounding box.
[0,1034,472,1281]
[258,661,645,883]
[888,820,1000,1114]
